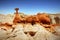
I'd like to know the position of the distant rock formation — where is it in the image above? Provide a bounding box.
[49,14,60,24]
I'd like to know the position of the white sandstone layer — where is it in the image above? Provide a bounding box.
[0,23,60,40]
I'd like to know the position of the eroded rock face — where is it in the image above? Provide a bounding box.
[13,8,51,24]
[0,8,60,40]
[49,15,56,24]
[0,23,60,40]
[49,14,60,24]
[0,13,60,40]
[0,14,14,24]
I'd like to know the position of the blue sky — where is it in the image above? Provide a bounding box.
[0,0,60,15]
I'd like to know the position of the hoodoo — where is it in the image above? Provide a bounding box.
[13,8,22,24]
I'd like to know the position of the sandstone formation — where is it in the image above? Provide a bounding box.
[0,8,60,40]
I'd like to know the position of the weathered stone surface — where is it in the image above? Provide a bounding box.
[0,14,14,24]
[0,23,60,40]
[0,13,60,40]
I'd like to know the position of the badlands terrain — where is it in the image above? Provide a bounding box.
[0,8,60,40]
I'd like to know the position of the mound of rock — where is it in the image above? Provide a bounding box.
[0,23,60,40]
